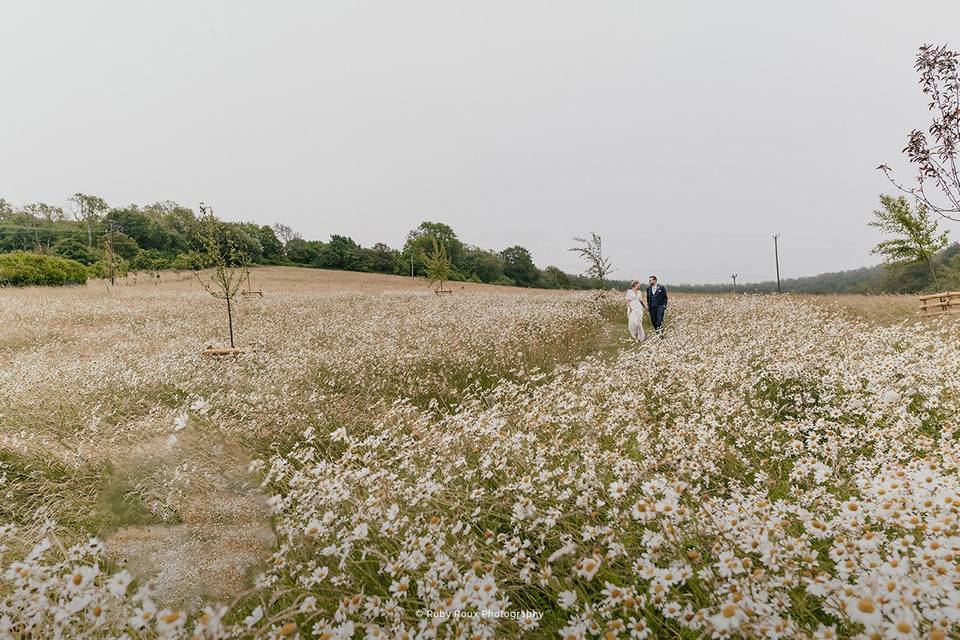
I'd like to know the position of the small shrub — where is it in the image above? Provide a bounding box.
[52,237,96,265]
[0,251,88,286]
[87,256,129,280]
[170,251,205,271]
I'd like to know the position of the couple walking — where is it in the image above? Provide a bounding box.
[625,276,668,342]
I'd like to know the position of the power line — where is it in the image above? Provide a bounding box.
[0,224,90,234]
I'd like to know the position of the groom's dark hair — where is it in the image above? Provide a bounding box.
[649,275,657,281]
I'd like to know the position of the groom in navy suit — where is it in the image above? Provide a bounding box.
[646,275,668,337]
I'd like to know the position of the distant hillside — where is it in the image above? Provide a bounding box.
[672,243,960,294]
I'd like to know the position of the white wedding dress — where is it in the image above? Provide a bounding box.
[626,289,645,342]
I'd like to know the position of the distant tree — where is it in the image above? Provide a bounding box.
[318,235,364,270]
[285,238,322,265]
[13,203,63,252]
[170,251,205,271]
[272,223,301,256]
[365,242,401,273]
[422,237,452,291]
[52,237,95,265]
[540,265,572,289]
[22,202,64,223]
[131,249,171,271]
[194,204,249,349]
[69,193,109,247]
[142,200,195,252]
[98,230,139,260]
[569,232,613,287]
[879,44,960,221]
[403,221,465,276]
[945,249,960,289]
[190,221,263,265]
[104,207,158,250]
[870,195,948,290]
[463,248,504,283]
[500,245,539,287]
[251,225,283,261]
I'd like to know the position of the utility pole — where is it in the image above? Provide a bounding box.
[104,221,121,286]
[410,253,414,278]
[731,273,738,291]
[773,234,782,293]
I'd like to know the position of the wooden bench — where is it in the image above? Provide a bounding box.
[434,288,453,296]
[919,291,960,316]
[240,289,263,297]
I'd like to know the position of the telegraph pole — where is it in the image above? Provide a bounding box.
[104,221,121,286]
[773,234,781,293]
[731,273,737,291]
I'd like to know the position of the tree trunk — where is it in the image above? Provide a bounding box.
[926,256,941,291]
[87,220,93,247]
[226,294,235,348]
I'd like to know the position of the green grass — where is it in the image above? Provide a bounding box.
[0,450,162,540]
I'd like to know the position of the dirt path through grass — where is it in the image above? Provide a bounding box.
[103,418,273,608]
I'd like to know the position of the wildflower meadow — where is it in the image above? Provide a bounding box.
[0,276,958,639]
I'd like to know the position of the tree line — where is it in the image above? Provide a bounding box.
[0,195,626,289]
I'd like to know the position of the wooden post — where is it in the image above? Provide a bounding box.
[226,294,235,348]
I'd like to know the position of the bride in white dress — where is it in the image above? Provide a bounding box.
[625,280,646,342]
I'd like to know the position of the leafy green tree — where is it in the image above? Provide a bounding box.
[98,231,139,260]
[21,202,64,223]
[142,201,195,252]
[403,221,465,276]
[500,245,539,287]
[53,237,95,265]
[870,195,949,290]
[272,223,301,257]
[131,249,172,271]
[286,238,322,265]
[189,221,261,265]
[88,255,129,281]
[170,251,205,271]
[253,225,283,261]
[364,242,402,273]
[69,193,108,247]
[422,238,452,291]
[463,247,504,283]
[540,265,572,289]
[104,207,165,251]
[318,235,363,270]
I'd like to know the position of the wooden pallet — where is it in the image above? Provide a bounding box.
[919,291,960,316]
[202,346,254,357]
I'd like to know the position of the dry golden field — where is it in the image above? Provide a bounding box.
[1,268,959,638]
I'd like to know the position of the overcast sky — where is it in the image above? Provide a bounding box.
[3,1,959,283]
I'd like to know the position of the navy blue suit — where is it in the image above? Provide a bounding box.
[646,284,668,333]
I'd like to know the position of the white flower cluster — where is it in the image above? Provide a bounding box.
[1,290,958,639]
[261,296,960,638]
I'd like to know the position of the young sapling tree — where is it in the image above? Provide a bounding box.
[422,237,453,293]
[195,204,249,348]
[569,232,613,288]
[870,194,948,290]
